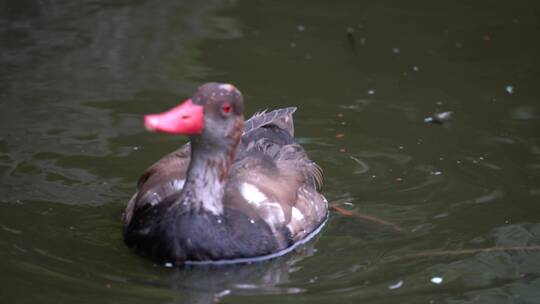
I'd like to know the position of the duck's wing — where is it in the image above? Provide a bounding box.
[224,110,328,248]
[123,145,190,226]
[243,107,296,136]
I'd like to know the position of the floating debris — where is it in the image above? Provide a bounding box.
[412,66,419,72]
[335,133,345,139]
[388,280,404,290]
[431,277,443,284]
[392,47,401,54]
[164,262,174,268]
[424,111,453,125]
[214,289,231,299]
[367,89,375,95]
[346,29,357,53]
[506,85,514,95]
[350,156,369,174]
[297,25,305,32]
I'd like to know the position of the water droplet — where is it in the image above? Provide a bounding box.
[367,89,375,95]
[392,47,401,54]
[215,289,231,298]
[389,280,404,290]
[431,277,443,284]
[297,25,305,32]
[164,262,173,268]
[506,85,514,95]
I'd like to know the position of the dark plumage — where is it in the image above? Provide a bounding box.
[123,83,328,265]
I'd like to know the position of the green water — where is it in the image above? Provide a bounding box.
[1,0,540,303]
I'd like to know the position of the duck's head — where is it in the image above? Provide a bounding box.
[144,83,244,144]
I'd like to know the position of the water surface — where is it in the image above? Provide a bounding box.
[1,0,540,303]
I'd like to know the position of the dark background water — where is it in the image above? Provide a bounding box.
[1,0,540,303]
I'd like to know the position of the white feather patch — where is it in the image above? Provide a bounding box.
[240,183,268,206]
[240,183,286,230]
[171,179,185,190]
[219,84,236,92]
[291,207,304,221]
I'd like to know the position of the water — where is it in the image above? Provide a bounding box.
[1,0,540,303]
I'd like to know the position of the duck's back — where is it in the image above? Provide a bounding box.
[226,108,327,248]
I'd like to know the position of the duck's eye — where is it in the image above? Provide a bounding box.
[221,103,232,114]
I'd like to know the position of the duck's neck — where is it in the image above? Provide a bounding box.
[178,134,239,215]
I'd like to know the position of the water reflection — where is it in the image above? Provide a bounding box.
[162,244,317,303]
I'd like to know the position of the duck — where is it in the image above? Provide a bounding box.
[123,83,328,265]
